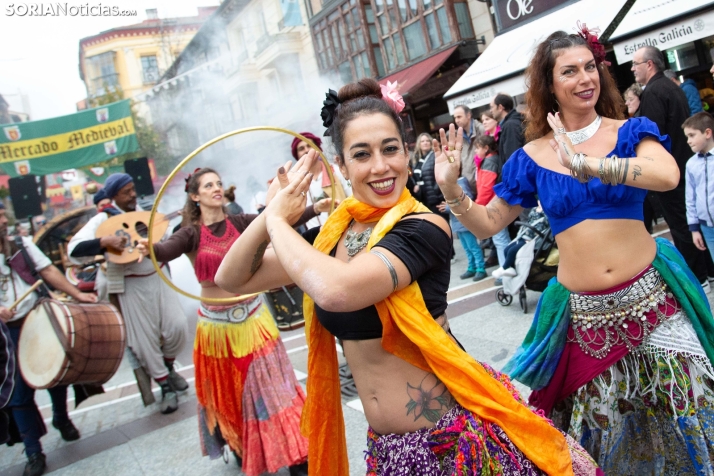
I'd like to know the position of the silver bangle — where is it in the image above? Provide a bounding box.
[371,249,398,292]
[570,152,592,183]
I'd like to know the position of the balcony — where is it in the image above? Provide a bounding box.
[252,31,303,70]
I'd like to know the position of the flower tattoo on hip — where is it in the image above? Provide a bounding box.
[405,373,454,423]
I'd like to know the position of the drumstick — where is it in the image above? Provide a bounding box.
[9,280,44,311]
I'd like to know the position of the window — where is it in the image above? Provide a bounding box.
[371,0,463,73]
[141,55,160,84]
[453,3,473,39]
[404,22,427,60]
[312,1,374,82]
[86,51,118,95]
[311,0,468,78]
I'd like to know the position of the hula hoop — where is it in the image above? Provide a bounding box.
[148,127,336,304]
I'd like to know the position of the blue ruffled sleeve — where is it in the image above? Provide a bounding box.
[614,117,671,157]
[493,149,538,208]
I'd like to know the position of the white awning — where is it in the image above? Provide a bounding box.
[444,0,626,113]
[610,0,714,64]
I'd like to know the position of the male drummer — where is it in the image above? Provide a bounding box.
[0,202,97,476]
[67,173,189,415]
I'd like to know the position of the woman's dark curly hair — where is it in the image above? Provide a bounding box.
[181,167,221,227]
[325,78,406,165]
[524,30,624,142]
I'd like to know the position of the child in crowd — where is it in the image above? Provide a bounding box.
[446,164,487,281]
[684,112,714,260]
[492,203,549,278]
[475,135,510,273]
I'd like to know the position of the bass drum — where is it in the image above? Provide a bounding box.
[18,299,125,389]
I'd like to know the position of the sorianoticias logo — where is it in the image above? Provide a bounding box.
[96,108,109,123]
[3,125,20,141]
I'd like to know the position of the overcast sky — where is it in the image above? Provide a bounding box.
[0,1,219,121]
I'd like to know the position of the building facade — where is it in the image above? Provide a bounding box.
[306,0,496,138]
[144,0,325,212]
[78,7,217,106]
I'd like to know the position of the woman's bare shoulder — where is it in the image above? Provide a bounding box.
[523,135,554,161]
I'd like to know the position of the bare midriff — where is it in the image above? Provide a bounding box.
[555,218,657,293]
[199,282,243,302]
[343,321,457,436]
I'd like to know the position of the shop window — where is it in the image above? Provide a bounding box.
[665,42,699,71]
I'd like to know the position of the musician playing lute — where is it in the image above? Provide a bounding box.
[68,173,189,415]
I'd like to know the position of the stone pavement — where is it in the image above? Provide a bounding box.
[3,229,707,475]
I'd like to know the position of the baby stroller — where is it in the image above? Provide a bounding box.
[495,221,558,313]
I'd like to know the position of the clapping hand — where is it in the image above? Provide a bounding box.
[547,112,575,169]
[263,157,314,226]
[266,150,317,205]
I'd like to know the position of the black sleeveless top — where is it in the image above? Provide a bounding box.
[302,215,452,340]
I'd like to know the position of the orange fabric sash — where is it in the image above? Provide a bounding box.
[301,188,573,475]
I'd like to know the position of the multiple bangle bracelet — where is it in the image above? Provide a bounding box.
[570,153,627,185]
[444,188,473,216]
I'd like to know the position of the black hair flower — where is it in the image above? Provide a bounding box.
[320,89,340,136]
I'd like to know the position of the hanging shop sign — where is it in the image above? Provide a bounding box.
[493,0,573,32]
[0,99,139,177]
[613,9,714,64]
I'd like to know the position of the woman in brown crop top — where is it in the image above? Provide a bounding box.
[136,168,311,476]
[215,79,600,475]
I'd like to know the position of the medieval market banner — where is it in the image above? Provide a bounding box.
[0,100,139,177]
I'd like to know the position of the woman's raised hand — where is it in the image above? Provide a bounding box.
[263,163,313,226]
[547,112,576,169]
[433,123,464,195]
[266,150,317,205]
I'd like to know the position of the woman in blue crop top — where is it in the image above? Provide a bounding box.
[436,28,714,475]
[215,78,600,475]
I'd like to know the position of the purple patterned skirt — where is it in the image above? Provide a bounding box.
[365,404,545,475]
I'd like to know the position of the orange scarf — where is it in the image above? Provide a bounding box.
[301,188,573,475]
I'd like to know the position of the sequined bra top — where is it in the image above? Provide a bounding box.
[493,117,670,235]
[194,219,240,283]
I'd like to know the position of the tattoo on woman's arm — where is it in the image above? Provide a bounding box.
[485,198,511,224]
[632,165,642,181]
[405,373,455,423]
[249,240,269,275]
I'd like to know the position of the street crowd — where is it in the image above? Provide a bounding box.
[3,26,714,476]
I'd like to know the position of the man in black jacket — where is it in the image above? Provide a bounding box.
[490,94,524,167]
[633,45,709,288]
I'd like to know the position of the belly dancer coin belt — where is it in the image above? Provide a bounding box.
[568,267,677,359]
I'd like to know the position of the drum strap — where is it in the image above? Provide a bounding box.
[41,300,72,357]
[11,237,50,298]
